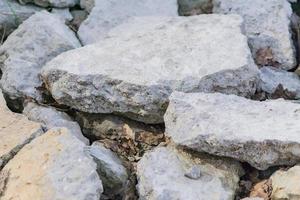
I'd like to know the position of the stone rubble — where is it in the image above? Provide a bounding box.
[136,146,243,200]
[23,102,89,144]
[0,128,103,200]
[77,0,178,44]
[165,92,300,170]
[42,15,258,124]
[0,89,43,169]
[0,11,81,106]
[213,0,296,70]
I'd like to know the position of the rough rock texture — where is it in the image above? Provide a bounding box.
[213,0,296,70]
[86,141,128,196]
[77,0,178,44]
[42,15,259,124]
[165,92,300,170]
[1,128,103,200]
[0,89,43,169]
[51,8,73,22]
[270,166,300,200]
[0,0,42,39]
[178,0,213,16]
[259,66,300,99]
[241,198,264,200]
[137,146,243,200]
[0,11,81,105]
[18,0,79,8]
[80,0,94,12]
[23,102,89,144]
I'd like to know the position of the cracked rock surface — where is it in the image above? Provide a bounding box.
[42,15,258,124]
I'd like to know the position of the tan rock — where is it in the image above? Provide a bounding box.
[271,166,300,200]
[0,90,43,169]
[1,128,102,200]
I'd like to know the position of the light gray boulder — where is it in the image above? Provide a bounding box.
[165,92,300,170]
[23,102,89,144]
[77,0,178,45]
[0,11,81,105]
[1,128,103,200]
[137,146,243,200]
[0,0,42,39]
[213,0,296,70]
[178,0,212,16]
[86,142,128,196]
[42,15,259,124]
[259,66,300,99]
[80,0,94,12]
[18,0,79,8]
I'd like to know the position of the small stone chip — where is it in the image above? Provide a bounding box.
[184,166,202,180]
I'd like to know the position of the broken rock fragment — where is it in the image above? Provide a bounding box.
[42,15,259,124]
[165,92,300,170]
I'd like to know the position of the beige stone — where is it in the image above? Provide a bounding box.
[0,90,43,169]
[1,128,102,200]
[271,166,300,200]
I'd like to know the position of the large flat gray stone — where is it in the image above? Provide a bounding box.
[137,146,243,200]
[213,0,296,70]
[0,11,81,103]
[77,0,178,44]
[42,15,259,124]
[165,92,300,170]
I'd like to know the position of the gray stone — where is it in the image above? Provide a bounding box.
[1,128,103,200]
[51,8,73,22]
[165,92,300,170]
[178,0,212,16]
[70,10,88,30]
[77,0,178,45]
[0,0,42,39]
[213,0,296,70]
[42,15,259,124]
[137,146,243,200]
[18,0,79,8]
[80,0,94,12]
[259,66,300,99]
[23,102,89,144]
[0,11,81,104]
[0,89,43,169]
[85,141,128,196]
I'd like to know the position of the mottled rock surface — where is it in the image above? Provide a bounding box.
[42,15,258,124]
[86,141,128,196]
[18,0,79,8]
[1,128,102,200]
[80,0,94,12]
[259,66,300,99]
[0,0,42,39]
[165,92,300,170]
[270,166,300,200]
[77,0,178,44]
[0,11,81,104]
[213,0,296,70]
[137,146,243,200]
[178,0,212,15]
[51,8,73,22]
[23,102,89,144]
[0,89,43,169]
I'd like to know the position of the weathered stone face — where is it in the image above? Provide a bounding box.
[165,92,300,170]
[270,165,300,200]
[0,11,81,104]
[0,89,43,169]
[0,0,42,39]
[18,0,79,8]
[77,0,178,44]
[1,128,103,200]
[213,0,296,70]
[136,146,243,200]
[42,15,258,124]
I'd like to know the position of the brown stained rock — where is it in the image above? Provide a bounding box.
[250,179,272,200]
[255,48,279,67]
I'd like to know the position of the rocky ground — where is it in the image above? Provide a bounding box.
[1,0,300,199]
